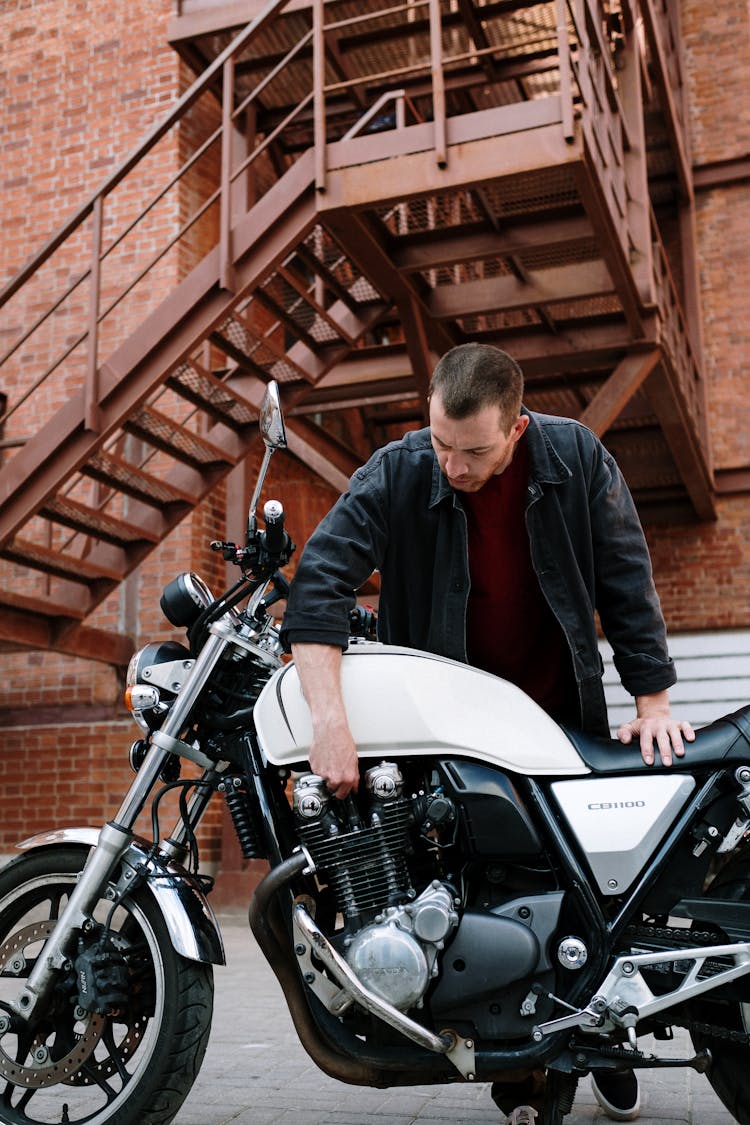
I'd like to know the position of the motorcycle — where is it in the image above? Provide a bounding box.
[2,382,750,1125]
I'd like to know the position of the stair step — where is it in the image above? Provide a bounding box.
[125,405,236,469]
[167,362,258,432]
[39,496,160,547]
[0,587,87,621]
[212,313,310,384]
[1,538,122,585]
[83,450,194,510]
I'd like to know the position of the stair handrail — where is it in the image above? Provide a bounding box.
[0,0,294,313]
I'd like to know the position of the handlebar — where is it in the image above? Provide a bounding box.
[262,499,286,556]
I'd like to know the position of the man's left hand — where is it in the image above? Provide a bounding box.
[616,690,695,766]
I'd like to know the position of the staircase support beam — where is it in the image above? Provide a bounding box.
[428,260,615,321]
[578,349,662,437]
[323,210,454,365]
[0,607,133,667]
[283,424,352,495]
[392,214,595,273]
[644,362,716,521]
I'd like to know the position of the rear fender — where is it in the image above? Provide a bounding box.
[15,828,225,966]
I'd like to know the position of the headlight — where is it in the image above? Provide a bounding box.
[125,640,193,732]
[159,572,214,627]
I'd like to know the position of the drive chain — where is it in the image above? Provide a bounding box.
[622,922,750,1047]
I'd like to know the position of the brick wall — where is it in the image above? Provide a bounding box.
[643,0,750,636]
[0,0,231,864]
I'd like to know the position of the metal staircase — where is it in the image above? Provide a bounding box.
[0,0,715,665]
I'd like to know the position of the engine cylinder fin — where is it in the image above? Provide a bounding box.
[298,799,413,917]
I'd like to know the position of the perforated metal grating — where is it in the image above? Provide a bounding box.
[429,256,515,289]
[261,274,341,344]
[40,497,148,544]
[169,364,257,426]
[545,294,623,319]
[479,166,580,218]
[458,308,544,333]
[127,408,227,465]
[517,238,601,272]
[85,451,188,505]
[302,226,384,305]
[378,191,483,237]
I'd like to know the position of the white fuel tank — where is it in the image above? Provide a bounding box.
[254,642,589,776]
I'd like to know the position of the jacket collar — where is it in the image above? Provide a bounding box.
[428,407,570,507]
[429,455,454,508]
[523,408,572,486]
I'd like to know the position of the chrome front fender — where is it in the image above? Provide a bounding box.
[16,828,225,966]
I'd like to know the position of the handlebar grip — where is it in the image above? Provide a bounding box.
[262,499,286,555]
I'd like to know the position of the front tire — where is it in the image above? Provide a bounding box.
[0,846,213,1125]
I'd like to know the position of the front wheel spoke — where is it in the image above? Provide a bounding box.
[45,887,70,923]
[14,1025,39,1065]
[102,1023,132,1085]
[16,1085,36,1111]
[73,1058,119,1102]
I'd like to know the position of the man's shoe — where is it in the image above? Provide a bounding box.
[506,1108,538,1125]
[591,1070,641,1121]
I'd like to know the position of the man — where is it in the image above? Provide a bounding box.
[280,343,694,1121]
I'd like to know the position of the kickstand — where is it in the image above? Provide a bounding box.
[541,1071,579,1125]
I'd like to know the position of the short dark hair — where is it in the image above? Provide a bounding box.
[429,343,524,432]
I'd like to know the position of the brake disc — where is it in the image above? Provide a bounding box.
[0,921,105,1089]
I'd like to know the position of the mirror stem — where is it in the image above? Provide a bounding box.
[247,445,273,540]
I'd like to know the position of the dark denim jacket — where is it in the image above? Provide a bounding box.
[280,409,676,735]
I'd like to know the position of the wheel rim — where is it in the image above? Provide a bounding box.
[0,866,167,1124]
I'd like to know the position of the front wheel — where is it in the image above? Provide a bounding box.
[0,847,214,1125]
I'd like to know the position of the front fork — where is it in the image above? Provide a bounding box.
[10,626,231,1024]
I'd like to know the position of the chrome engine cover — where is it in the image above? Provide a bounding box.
[345,882,458,1010]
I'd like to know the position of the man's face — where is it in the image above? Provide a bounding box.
[429,394,529,492]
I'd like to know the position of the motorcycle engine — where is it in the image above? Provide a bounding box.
[293,763,458,1011]
[293,761,567,1036]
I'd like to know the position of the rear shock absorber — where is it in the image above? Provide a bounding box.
[220,776,264,859]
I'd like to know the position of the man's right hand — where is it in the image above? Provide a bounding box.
[291,641,360,798]
[308,717,360,799]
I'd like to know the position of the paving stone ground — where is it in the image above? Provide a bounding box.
[174,912,736,1125]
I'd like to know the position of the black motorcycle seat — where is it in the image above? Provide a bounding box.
[562,705,750,775]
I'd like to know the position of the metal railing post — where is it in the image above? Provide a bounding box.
[313,0,326,192]
[429,0,447,167]
[84,196,103,432]
[556,0,575,142]
[220,56,236,292]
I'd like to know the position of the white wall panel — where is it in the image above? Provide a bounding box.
[601,630,750,732]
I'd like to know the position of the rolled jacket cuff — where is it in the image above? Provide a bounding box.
[614,654,677,697]
[279,626,350,655]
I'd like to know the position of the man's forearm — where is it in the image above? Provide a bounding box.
[290,642,360,797]
[291,642,347,725]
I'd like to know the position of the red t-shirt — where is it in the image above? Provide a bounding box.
[461,436,576,722]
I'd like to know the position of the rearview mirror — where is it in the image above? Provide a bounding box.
[248,381,286,534]
[259,381,287,451]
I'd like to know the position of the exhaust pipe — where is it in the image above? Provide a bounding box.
[248,852,454,1087]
